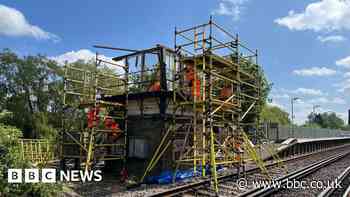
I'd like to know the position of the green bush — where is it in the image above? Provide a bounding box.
[0,124,62,197]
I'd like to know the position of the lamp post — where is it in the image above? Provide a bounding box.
[291,97,300,138]
[312,104,321,115]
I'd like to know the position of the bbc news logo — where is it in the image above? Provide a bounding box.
[8,169,102,183]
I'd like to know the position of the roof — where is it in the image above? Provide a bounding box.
[112,44,175,62]
[296,137,350,143]
[280,137,350,145]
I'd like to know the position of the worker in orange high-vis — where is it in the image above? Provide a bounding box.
[148,69,161,92]
[185,62,201,100]
[104,117,121,141]
[87,105,100,128]
[220,85,234,100]
[104,116,121,155]
[148,81,161,92]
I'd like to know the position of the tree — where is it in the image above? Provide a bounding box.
[342,124,350,131]
[232,54,272,132]
[0,49,62,138]
[0,49,123,138]
[261,105,291,125]
[305,112,345,129]
[0,124,62,196]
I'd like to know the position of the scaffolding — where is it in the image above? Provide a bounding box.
[60,52,128,171]
[19,139,54,166]
[58,18,267,191]
[141,18,264,192]
[60,43,180,174]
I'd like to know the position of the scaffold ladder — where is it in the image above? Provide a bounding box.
[265,144,288,174]
[61,53,128,171]
[242,132,271,179]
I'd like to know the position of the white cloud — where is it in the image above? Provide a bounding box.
[293,67,336,76]
[333,97,346,104]
[271,93,289,99]
[50,49,97,65]
[336,112,348,123]
[271,87,324,98]
[309,97,346,104]
[334,78,350,92]
[344,72,350,78]
[269,87,350,125]
[336,56,350,68]
[212,0,249,21]
[50,49,124,73]
[269,87,348,125]
[308,97,329,104]
[291,88,323,96]
[274,0,350,32]
[288,97,346,124]
[317,35,346,43]
[268,102,286,110]
[0,4,59,41]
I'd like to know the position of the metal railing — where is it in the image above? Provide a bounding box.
[19,139,55,165]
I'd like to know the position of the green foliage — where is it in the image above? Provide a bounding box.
[0,123,23,146]
[0,50,126,196]
[237,56,272,128]
[64,60,125,108]
[261,105,291,125]
[0,124,62,196]
[128,69,158,93]
[305,112,345,129]
[0,49,123,137]
[32,112,58,141]
[302,122,322,128]
[238,57,271,106]
[0,49,62,138]
[0,50,64,195]
[0,111,13,125]
[342,124,350,131]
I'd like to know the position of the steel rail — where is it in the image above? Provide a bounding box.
[238,151,350,197]
[146,145,350,197]
[318,166,350,197]
[342,184,350,197]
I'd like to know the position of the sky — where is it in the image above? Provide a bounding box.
[1,0,350,125]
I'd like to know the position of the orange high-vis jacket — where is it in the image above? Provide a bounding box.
[186,66,201,99]
[104,118,119,131]
[110,122,119,135]
[220,87,233,99]
[192,80,201,99]
[87,107,99,128]
[148,81,161,92]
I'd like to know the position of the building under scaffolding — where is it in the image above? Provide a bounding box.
[142,18,263,191]
[60,18,265,192]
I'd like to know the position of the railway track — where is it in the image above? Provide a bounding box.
[241,151,350,197]
[317,166,350,197]
[143,145,350,197]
